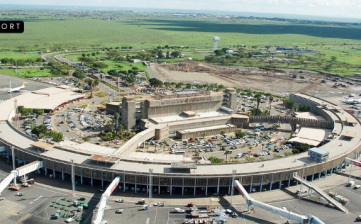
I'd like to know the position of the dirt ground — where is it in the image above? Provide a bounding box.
[149,62,361,97]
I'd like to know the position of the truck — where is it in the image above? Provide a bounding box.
[9,184,21,191]
[137,199,146,205]
[54,210,61,219]
[348,181,355,187]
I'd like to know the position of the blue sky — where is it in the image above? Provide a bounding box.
[0,0,360,19]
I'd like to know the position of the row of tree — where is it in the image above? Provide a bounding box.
[31,125,63,142]
[0,57,43,66]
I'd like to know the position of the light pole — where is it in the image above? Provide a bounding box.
[149,169,153,205]
[11,146,15,171]
[231,170,236,206]
[349,152,356,183]
[298,163,306,198]
[71,159,75,196]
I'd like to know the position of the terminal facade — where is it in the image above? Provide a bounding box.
[0,92,361,196]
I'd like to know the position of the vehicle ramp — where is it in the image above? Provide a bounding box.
[0,161,43,196]
[293,174,348,213]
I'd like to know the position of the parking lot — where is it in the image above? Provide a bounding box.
[142,122,292,163]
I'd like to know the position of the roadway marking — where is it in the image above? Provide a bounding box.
[14,213,30,224]
[22,192,57,214]
[29,195,43,204]
[5,208,18,216]
[153,207,158,224]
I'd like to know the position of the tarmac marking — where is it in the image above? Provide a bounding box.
[5,208,18,216]
[83,211,95,224]
[22,192,57,214]
[153,207,158,224]
[14,213,30,224]
[29,195,43,204]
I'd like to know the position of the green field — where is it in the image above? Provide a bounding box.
[1,15,361,52]
[0,53,41,60]
[0,68,64,78]
[1,12,361,77]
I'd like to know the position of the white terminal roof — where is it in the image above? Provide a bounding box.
[179,124,236,134]
[0,87,84,120]
[61,141,119,155]
[295,112,325,121]
[0,92,361,176]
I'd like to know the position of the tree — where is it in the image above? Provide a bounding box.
[81,53,86,57]
[157,50,164,59]
[117,124,124,133]
[31,125,47,136]
[50,131,63,142]
[33,109,44,115]
[149,78,163,87]
[106,50,119,58]
[84,78,99,98]
[202,132,206,139]
[83,136,91,142]
[20,108,33,117]
[331,56,337,62]
[269,95,274,115]
[170,51,181,58]
[225,150,230,162]
[255,94,262,115]
[114,112,120,129]
[72,70,85,80]
[205,55,217,63]
[221,130,226,135]
[235,130,246,138]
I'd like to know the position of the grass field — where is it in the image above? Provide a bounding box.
[0,53,42,60]
[95,92,108,97]
[1,15,361,52]
[0,68,64,78]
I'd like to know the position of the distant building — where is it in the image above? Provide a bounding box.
[130,59,141,63]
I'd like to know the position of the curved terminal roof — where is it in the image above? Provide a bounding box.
[0,91,360,176]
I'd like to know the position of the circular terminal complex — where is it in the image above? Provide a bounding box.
[0,86,360,196]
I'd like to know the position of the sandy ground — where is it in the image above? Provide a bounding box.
[149,62,361,97]
[149,64,233,86]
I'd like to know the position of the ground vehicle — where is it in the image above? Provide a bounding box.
[348,181,355,187]
[116,209,123,214]
[153,202,164,206]
[9,184,21,191]
[137,199,145,205]
[115,199,124,203]
[21,183,31,187]
[175,207,185,213]
[355,185,361,189]
[356,215,361,222]
[65,217,74,223]
[187,202,194,207]
[17,192,24,196]
[54,210,61,219]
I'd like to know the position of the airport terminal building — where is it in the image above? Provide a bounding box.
[0,90,361,196]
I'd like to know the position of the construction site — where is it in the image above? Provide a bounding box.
[149,62,356,97]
